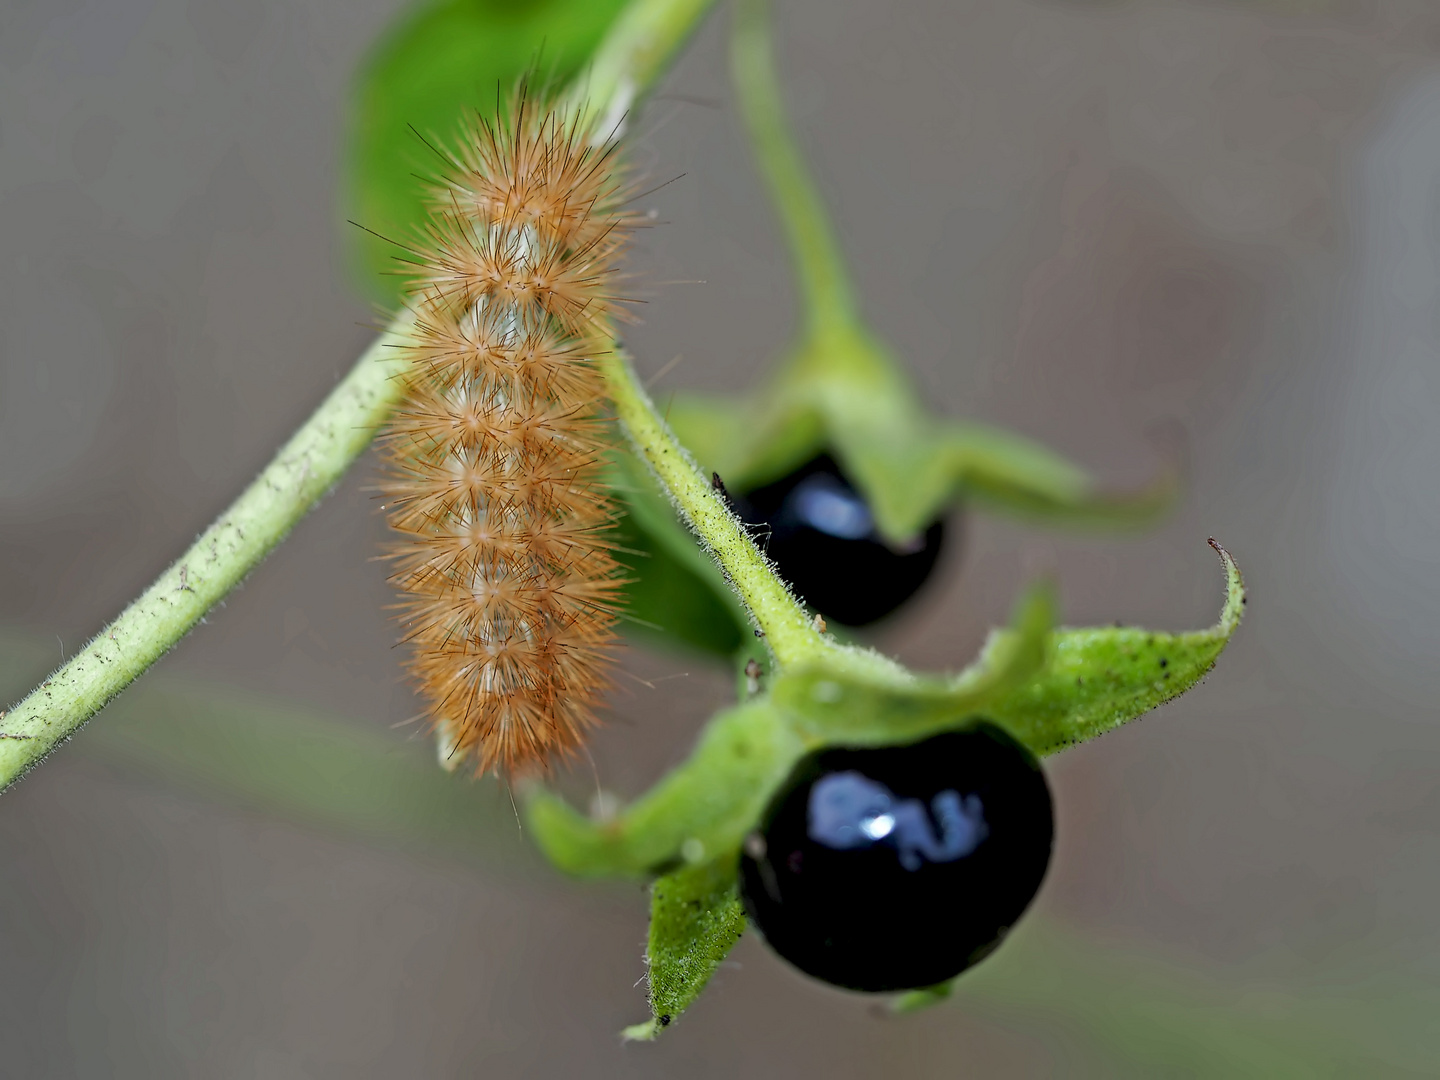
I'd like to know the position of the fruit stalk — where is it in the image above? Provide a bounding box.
[599,348,825,666]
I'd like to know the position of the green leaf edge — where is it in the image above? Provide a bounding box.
[623,855,747,1040]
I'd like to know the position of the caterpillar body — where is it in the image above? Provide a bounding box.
[379,95,631,776]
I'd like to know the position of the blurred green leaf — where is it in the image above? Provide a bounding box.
[667,331,1175,544]
[623,855,746,1040]
[607,450,750,658]
[345,0,630,303]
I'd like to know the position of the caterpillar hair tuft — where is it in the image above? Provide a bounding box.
[378,90,634,777]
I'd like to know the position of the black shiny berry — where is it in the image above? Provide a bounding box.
[732,454,947,626]
[739,723,1053,992]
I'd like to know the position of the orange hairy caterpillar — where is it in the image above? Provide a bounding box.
[378,93,633,777]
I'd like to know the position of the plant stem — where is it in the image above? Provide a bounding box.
[0,316,414,791]
[0,0,719,793]
[565,0,827,664]
[731,0,860,341]
[568,0,717,135]
[600,351,824,666]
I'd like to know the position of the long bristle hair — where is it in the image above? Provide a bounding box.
[378,89,631,776]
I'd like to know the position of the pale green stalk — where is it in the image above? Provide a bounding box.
[1,0,720,792]
[731,0,859,341]
[573,0,829,666]
[564,0,717,135]
[600,350,824,666]
[0,318,414,789]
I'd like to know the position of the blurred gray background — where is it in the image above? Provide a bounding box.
[3,0,1440,1075]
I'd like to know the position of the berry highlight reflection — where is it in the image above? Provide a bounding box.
[740,723,1053,992]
